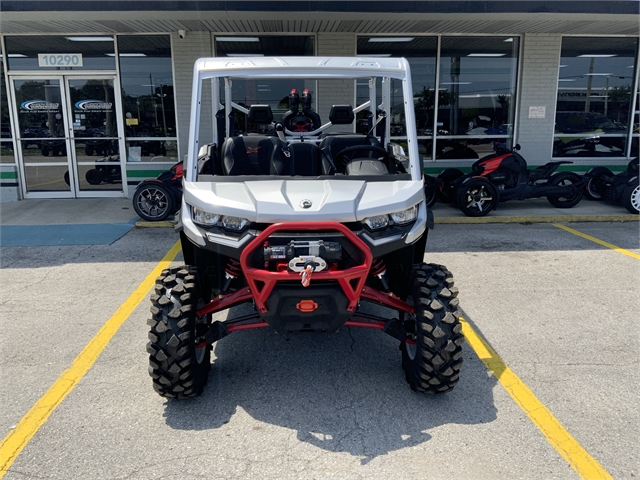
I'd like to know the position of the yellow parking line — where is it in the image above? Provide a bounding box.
[460,317,613,480]
[553,223,640,260]
[0,241,182,478]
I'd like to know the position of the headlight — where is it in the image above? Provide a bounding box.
[362,205,418,231]
[222,216,249,231]
[390,205,417,225]
[192,207,220,226]
[362,215,389,231]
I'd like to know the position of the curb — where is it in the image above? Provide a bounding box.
[434,214,638,224]
[134,220,174,228]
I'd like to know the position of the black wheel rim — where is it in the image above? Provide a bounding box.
[404,296,417,360]
[554,177,579,202]
[137,187,169,219]
[194,298,208,364]
[587,176,606,199]
[464,184,493,213]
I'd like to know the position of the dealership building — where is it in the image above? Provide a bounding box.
[0,1,638,202]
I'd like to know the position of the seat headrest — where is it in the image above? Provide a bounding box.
[248,105,274,124]
[329,105,354,125]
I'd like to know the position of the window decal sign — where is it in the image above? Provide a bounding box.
[74,100,113,113]
[20,100,60,113]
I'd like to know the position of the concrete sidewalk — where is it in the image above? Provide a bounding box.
[0,196,636,247]
[0,198,139,246]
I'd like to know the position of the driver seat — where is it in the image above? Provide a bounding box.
[318,105,384,173]
[319,134,384,173]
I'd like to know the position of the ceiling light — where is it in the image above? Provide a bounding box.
[559,65,568,68]
[558,79,577,82]
[226,53,264,57]
[65,36,114,42]
[106,53,147,57]
[577,54,617,58]
[468,53,506,57]
[216,36,260,42]
[503,38,514,42]
[368,37,415,43]
[440,82,472,85]
[0,53,27,58]
[584,73,612,76]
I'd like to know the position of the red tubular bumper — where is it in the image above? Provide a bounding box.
[197,222,414,321]
[239,222,372,314]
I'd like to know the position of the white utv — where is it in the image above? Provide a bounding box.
[147,57,464,398]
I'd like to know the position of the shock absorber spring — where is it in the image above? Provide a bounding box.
[371,258,390,292]
[222,258,242,293]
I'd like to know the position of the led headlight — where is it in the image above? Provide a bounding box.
[192,207,220,226]
[362,215,389,231]
[390,205,418,225]
[221,215,249,231]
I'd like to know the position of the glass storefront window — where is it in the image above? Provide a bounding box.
[1,55,16,163]
[357,35,519,162]
[215,35,315,132]
[554,36,638,158]
[437,36,519,160]
[118,35,177,162]
[4,36,116,71]
[357,36,438,160]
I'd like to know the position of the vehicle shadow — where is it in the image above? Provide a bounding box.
[163,304,498,464]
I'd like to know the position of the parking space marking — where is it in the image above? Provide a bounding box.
[553,223,640,260]
[0,240,182,478]
[460,317,613,480]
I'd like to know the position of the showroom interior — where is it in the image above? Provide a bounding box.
[0,1,638,202]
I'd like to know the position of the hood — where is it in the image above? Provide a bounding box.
[183,179,424,223]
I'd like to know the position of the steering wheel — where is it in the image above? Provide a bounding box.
[333,145,390,170]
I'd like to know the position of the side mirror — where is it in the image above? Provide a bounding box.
[514,143,521,151]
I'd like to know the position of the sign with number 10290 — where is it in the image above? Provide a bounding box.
[38,54,83,67]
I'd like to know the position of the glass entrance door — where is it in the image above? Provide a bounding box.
[11,75,126,198]
[66,77,124,196]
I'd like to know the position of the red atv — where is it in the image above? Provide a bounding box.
[439,145,584,217]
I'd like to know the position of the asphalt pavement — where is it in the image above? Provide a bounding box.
[0,196,638,479]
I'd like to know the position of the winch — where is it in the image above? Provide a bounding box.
[263,240,342,272]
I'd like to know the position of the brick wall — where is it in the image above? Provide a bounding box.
[516,34,562,165]
[317,33,357,132]
[172,31,213,161]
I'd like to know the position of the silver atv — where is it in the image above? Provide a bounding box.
[146,57,464,398]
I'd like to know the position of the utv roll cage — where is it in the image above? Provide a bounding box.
[183,57,423,183]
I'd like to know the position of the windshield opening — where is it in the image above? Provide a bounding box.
[193,72,413,182]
